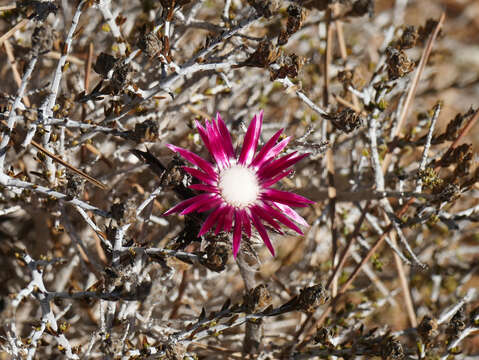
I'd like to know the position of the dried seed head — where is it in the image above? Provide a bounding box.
[386,47,415,80]
[348,0,374,18]
[380,337,404,360]
[137,26,164,58]
[324,108,363,133]
[110,60,133,94]
[132,120,159,143]
[247,0,280,18]
[244,284,272,313]
[417,316,438,343]
[20,0,58,21]
[398,25,418,49]
[31,24,54,56]
[278,5,307,45]
[313,327,334,345]
[447,306,467,337]
[65,173,84,201]
[418,18,441,44]
[199,242,229,272]
[298,284,329,313]
[270,53,305,80]
[233,39,280,68]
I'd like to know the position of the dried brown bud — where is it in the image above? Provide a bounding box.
[110,60,133,94]
[132,120,159,143]
[380,337,404,360]
[323,108,363,133]
[398,26,418,49]
[313,326,334,345]
[244,284,272,313]
[137,29,164,58]
[20,0,58,21]
[344,0,374,18]
[31,24,54,56]
[247,0,280,18]
[198,242,229,272]
[270,53,305,80]
[298,284,329,313]
[338,69,354,88]
[447,306,467,337]
[278,5,308,45]
[110,198,137,225]
[418,19,441,45]
[386,47,415,80]
[65,173,85,201]
[233,39,280,69]
[417,316,438,343]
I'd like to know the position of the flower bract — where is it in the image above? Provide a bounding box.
[165,111,314,257]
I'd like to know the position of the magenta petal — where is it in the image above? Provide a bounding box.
[223,206,234,232]
[180,194,219,215]
[239,112,263,165]
[198,205,224,236]
[261,169,293,187]
[262,203,303,234]
[167,144,216,178]
[189,183,218,193]
[164,196,198,216]
[241,209,252,238]
[199,119,230,168]
[251,129,283,167]
[251,213,275,256]
[251,205,283,233]
[258,152,308,180]
[215,210,226,235]
[215,113,235,158]
[262,188,314,207]
[196,197,223,212]
[204,121,230,169]
[195,120,215,157]
[274,203,309,227]
[232,211,243,258]
[253,136,291,168]
[183,167,216,185]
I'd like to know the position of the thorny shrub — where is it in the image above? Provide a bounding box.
[0,0,478,359]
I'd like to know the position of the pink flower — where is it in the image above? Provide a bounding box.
[165,111,314,257]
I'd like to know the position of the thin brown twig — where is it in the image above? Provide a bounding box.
[0,18,29,46]
[84,42,94,93]
[334,10,360,110]
[297,229,390,350]
[325,204,370,289]
[30,140,107,189]
[0,4,17,11]
[3,41,31,107]
[377,15,445,327]
[448,109,479,151]
[45,51,85,66]
[332,94,362,113]
[382,12,446,173]
[391,230,418,327]
[299,176,423,347]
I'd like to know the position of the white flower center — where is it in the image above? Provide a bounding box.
[218,165,260,208]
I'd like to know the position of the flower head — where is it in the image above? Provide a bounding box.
[165,111,314,257]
